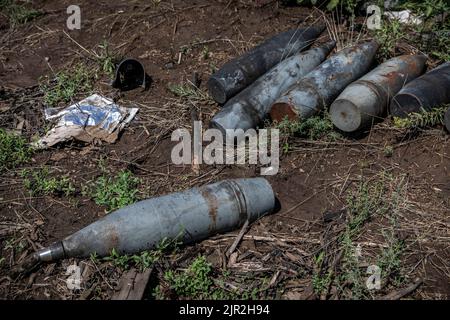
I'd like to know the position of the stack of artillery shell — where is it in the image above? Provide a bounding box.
[390,62,450,117]
[270,41,379,122]
[34,178,275,262]
[210,41,336,133]
[330,55,427,132]
[207,26,325,104]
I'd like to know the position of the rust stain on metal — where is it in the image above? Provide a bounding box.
[200,188,218,234]
[105,224,120,252]
[270,102,299,122]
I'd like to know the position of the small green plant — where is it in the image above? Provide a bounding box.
[103,238,179,271]
[375,18,405,61]
[0,257,5,267]
[164,256,215,299]
[337,232,368,299]
[40,64,94,107]
[346,178,388,238]
[0,128,33,172]
[85,170,140,212]
[377,234,405,286]
[21,167,75,197]
[96,40,118,77]
[104,248,132,269]
[334,174,408,299]
[168,83,207,101]
[0,0,41,27]
[312,251,333,295]
[162,255,246,300]
[201,46,210,60]
[277,113,339,141]
[289,0,363,13]
[4,238,26,255]
[393,107,447,129]
[383,145,394,158]
[401,0,450,62]
[325,0,362,12]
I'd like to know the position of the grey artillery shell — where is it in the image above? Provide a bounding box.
[270,41,379,122]
[390,62,450,117]
[207,26,325,104]
[330,55,427,132]
[35,178,275,262]
[445,107,450,133]
[209,42,336,133]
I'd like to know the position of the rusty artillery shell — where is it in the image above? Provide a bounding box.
[209,42,336,133]
[34,178,275,262]
[270,41,379,122]
[207,26,325,104]
[390,62,450,117]
[330,55,427,132]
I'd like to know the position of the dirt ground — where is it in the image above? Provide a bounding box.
[0,0,449,300]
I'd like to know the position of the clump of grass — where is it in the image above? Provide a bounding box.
[333,175,392,299]
[333,174,408,299]
[40,64,94,107]
[162,256,232,300]
[84,170,140,212]
[312,251,333,296]
[21,167,75,197]
[98,238,180,272]
[0,128,33,172]
[276,113,340,141]
[377,233,405,286]
[404,0,450,62]
[168,83,206,100]
[0,0,41,27]
[345,178,388,238]
[95,40,120,77]
[393,107,447,129]
[284,0,363,13]
[103,248,158,271]
[375,18,405,61]
[383,145,394,157]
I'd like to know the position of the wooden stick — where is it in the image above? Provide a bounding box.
[227,220,250,257]
[381,278,422,300]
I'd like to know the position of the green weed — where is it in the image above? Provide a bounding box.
[21,167,75,197]
[84,170,140,212]
[0,0,41,27]
[383,145,394,157]
[0,128,33,172]
[377,233,405,286]
[168,83,208,101]
[102,238,180,271]
[312,251,333,295]
[276,113,339,141]
[162,255,235,300]
[346,178,388,238]
[393,107,447,129]
[375,18,405,61]
[40,64,94,107]
[95,40,119,77]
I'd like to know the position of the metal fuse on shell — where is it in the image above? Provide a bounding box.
[207,26,325,104]
[34,178,275,262]
[390,62,450,117]
[270,41,379,122]
[210,41,336,133]
[330,54,427,132]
